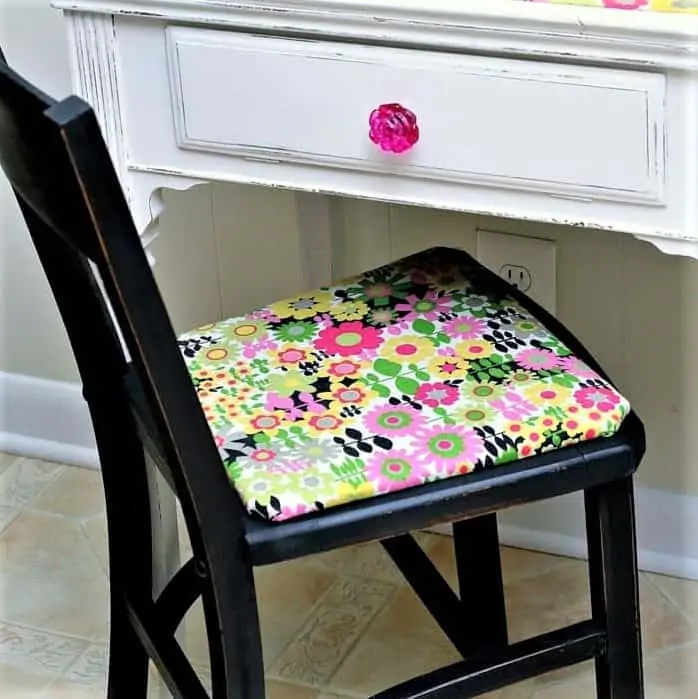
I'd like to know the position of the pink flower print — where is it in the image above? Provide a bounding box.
[298,392,325,414]
[242,336,278,359]
[326,359,363,379]
[279,502,314,521]
[415,382,459,408]
[277,347,308,365]
[316,313,334,328]
[602,0,647,9]
[488,390,537,421]
[365,449,427,493]
[573,386,622,413]
[314,321,384,357]
[559,356,598,380]
[265,391,323,420]
[265,459,309,475]
[505,389,537,408]
[266,391,296,413]
[444,315,487,340]
[429,352,469,380]
[515,347,562,371]
[411,424,485,475]
[248,448,276,462]
[363,404,426,437]
[395,291,451,322]
[250,308,280,322]
[386,321,409,336]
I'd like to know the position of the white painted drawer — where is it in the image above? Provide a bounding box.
[165,27,665,205]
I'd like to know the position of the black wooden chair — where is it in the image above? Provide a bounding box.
[0,51,645,699]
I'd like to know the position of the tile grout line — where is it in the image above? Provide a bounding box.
[0,460,67,516]
[641,571,698,640]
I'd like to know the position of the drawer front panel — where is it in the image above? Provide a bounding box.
[167,28,666,204]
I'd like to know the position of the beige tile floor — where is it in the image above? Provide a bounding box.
[1,452,698,698]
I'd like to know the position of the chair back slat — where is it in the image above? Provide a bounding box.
[0,62,99,259]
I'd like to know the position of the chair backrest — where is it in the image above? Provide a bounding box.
[0,52,246,563]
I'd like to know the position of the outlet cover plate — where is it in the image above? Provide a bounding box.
[476,229,557,314]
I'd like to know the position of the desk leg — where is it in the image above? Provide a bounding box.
[295,192,335,288]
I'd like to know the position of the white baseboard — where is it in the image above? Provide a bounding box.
[0,371,98,469]
[433,485,698,582]
[2,371,698,580]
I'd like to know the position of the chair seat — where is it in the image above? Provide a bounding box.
[177,247,630,523]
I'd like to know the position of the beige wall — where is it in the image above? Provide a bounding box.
[2,0,697,497]
[0,0,78,382]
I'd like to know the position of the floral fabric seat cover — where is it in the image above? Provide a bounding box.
[178,248,630,523]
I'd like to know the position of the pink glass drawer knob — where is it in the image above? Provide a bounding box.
[368,102,419,154]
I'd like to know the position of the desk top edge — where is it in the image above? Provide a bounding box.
[51,0,698,39]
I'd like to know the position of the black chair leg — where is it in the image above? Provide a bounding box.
[99,428,153,699]
[107,594,150,698]
[453,514,508,655]
[585,476,644,699]
[205,565,266,699]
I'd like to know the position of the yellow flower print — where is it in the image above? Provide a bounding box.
[266,370,316,397]
[192,367,218,395]
[505,421,526,439]
[536,414,559,433]
[330,300,369,322]
[650,0,698,12]
[318,384,375,408]
[455,339,496,359]
[379,335,435,364]
[428,355,469,380]
[302,412,345,437]
[237,410,288,436]
[222,320,268,344]
[523,383,572,407]
[516,424,547,459]
[509,370,535,386]
[268,291,333,320]
[461,381,506,404]
[332,480,376,505]
[202,346,233,363]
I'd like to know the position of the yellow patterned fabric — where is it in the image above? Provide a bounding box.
[513,0,698,13]
[178,248,630,523]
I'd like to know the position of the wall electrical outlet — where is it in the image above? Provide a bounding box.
[476,230,557,314]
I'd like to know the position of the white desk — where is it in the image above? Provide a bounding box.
[52,0,698,612]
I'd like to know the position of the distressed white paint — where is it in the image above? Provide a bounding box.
[54,0,698,258]
[49,1,698,56]
[167,29,665,203]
